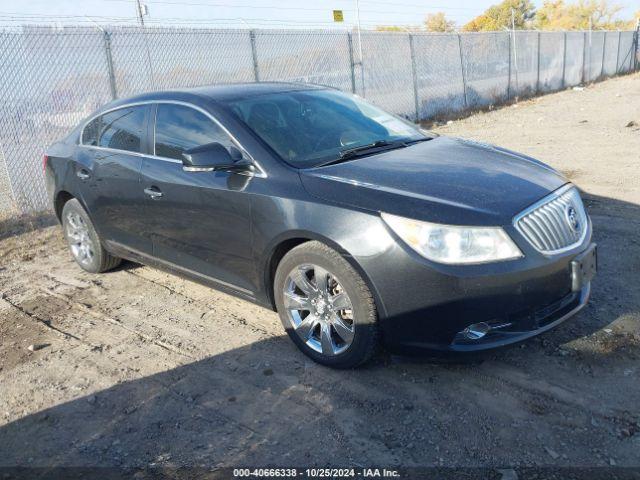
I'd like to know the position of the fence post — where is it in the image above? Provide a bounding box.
[615,30,621,74]
[249,30,260,82]
[634,21,640,71]
[102,30,118,100]
[0,141,19,215]
[408,34,420,122]
[536,31,541,93]
[507,31,512,100]
[561,32,567,89]
[581,31,586,83]
[347,32,356,94]
[457,33,467,109]
[600,32,606,78]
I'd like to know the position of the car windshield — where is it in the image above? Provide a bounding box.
[221,89,428,168]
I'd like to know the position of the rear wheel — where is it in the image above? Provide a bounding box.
[274,241,379,368]
[61,198,121,273]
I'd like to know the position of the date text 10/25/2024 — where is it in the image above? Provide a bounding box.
[232,468,400,478]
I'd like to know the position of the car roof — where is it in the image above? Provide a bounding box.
[108,82,329,109]
[187,81,328,100]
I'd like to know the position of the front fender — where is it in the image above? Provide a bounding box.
[251,196,392,319]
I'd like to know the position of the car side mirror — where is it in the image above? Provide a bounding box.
[182,142,254,174]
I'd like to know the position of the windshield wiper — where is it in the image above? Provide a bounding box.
[404,136,435,145]
[317,140,405,167]
[339,140,397,159]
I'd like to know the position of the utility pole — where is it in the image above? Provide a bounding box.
[136,0,146,27]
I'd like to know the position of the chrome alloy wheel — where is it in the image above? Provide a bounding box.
[65,211,95,267]
[284,264,355,356]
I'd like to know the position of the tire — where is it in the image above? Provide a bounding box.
[274,241,379,368]
[61,198,121,273]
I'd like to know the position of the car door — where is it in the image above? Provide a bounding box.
[78,104,153,256]
[140,102,256,294]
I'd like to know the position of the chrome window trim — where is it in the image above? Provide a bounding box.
[79,99,267,178]
[78,144,183,164]
[512,183,589,256]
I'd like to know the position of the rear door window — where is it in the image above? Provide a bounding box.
[82,105,148,153]
[154,103,235,160]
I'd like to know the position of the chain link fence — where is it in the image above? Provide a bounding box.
[0,26,638,217]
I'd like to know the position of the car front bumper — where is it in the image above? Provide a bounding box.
[356,231,595,355]
[443,282,590,353]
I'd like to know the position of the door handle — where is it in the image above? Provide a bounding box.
[76,169,91,180]
[144,187,163,199]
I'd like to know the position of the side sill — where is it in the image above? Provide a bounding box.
[104,240,263,305]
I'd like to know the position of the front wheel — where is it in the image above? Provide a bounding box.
[274,241,379,368]
[61,198,121,273]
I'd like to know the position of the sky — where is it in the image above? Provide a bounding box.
[0,0,637,29]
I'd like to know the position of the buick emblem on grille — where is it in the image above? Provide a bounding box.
[565,205,580,232]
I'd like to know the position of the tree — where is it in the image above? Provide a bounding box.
[619,8,640,29]
[462,0,536,31]
[424,12,456,32]
[375,25,407,31]
[581,0,624,27]
[375,25,423,32]
[535,1,574,30]
[535,0,627,30]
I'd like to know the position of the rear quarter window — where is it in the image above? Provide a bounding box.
[82,106,147,153]
[81,117,100,146]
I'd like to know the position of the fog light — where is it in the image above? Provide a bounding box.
[462,322,490,340]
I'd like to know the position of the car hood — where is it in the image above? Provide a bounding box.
[299,136,567,226]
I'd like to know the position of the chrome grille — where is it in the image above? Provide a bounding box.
[515,186,588,254]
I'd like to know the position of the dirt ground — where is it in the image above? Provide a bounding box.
[1,73,639,472]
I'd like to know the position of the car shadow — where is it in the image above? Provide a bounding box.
[0,191,638,473]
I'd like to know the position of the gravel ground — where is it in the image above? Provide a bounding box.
[0,73,639,471]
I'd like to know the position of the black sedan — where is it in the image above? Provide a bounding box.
[44,83,596,368]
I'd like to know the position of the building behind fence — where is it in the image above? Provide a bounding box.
[0,26,638,216]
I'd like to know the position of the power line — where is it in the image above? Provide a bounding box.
[350,0,480,10]
[0,13,472,26]
[102,0,481,12]
[0,0,486,29]
[0,13,333,23]
[0,11,472,26]
[0,0,484,29]
[0,17,348,27]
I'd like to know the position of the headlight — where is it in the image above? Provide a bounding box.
[381,213,523,265]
